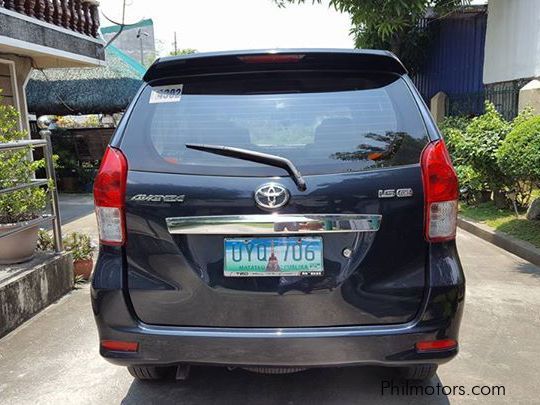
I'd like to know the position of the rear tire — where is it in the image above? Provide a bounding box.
[399,364,438,381]
[127,365,173,380]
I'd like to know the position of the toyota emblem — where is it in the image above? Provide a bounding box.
[254,183,290,210]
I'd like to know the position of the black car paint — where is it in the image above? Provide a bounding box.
[142,48,408,82]
[91,242,463,367]
[91,49,464,368]
[123,165,426,327]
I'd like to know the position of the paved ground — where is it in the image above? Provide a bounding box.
[0,196,539,404]
[52,194,98,240]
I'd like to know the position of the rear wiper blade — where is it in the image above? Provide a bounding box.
[185,143,307,191]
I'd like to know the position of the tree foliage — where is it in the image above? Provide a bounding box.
[169,48,197,56]
[274,0,469,73]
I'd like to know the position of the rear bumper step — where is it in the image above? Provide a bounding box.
[92,241,464,368]
[99,321,458,367]
[92,282,463,367]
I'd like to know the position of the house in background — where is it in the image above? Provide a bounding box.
[413,5,489,118]
[24,44,146,188]
[100,18,156,66]
[0,0,104,136]
[26,43,145,117]
[0,0,105,338]
[483,0,540,115]
[415,0,540,121]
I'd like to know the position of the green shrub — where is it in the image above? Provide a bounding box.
[439,105,510,200]
[0,91,48,223]
[63,232,94,261]
[442,126,467,164]
[37,229,55,251]
[498,115,540,181]
[439,116,470,134]
[460,102,511,194]
[438,103,539,208]
[455,164,488,204]
[497,115,540,206]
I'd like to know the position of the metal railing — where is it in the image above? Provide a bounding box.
[0,130,63,252]
[445,81,524,121]
[0,0,101,38]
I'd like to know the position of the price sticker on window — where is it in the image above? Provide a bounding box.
[149,85,183,104]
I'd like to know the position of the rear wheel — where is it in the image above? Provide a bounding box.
[127,365,174,380]
[399,364,438,381]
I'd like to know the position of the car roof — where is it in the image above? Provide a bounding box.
[143,48,407,82]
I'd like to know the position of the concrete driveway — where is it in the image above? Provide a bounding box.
[0,199,539,404]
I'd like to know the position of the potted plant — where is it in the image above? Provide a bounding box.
[64,232,95,279]
[37,228,55,251]
[0,92,49,264]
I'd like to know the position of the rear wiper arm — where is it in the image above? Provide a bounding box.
[185,143,307,191]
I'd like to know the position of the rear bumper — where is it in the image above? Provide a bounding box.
[91,243,464,368]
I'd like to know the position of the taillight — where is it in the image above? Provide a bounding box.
[93,146,128,246]
[421,140,458,242]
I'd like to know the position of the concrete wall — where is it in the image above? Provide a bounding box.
[0,252,74,338]
[483,0,540,84]
[0,9,105,68]
[519,79,540,115]
[0,63,16,108]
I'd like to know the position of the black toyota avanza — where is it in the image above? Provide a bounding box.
[91,49,465,381]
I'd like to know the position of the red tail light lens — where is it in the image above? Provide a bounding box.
[421,140,459,242]
[93,147,128,246]
[101,340,138,352]
[238,54,305,64]
[416,338,457,352]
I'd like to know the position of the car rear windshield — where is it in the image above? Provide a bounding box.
[120,72,429,176]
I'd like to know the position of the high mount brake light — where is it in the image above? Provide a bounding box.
[421,140,459,242]
[237,54,305,64]
[93,147,128,246]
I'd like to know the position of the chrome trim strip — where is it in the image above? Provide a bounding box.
[134,320,419,338]
[166,214,381,235]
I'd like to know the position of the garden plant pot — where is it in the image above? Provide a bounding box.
[0,221,40,264]
[74,258,94,280]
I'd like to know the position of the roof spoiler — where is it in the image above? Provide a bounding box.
[143,49,407,82]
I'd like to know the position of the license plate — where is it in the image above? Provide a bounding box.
[224,237,323,277]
